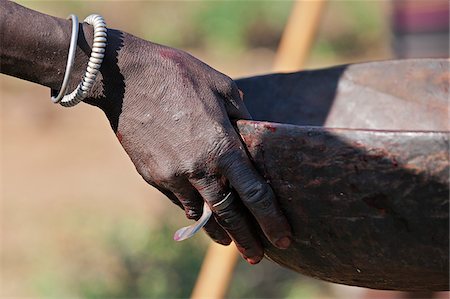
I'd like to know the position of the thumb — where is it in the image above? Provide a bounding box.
[223,85,252,120]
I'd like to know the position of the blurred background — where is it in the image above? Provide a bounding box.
[1,1,448,298]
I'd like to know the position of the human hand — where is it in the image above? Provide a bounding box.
[86,29,292,264]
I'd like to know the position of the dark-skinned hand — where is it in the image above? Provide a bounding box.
[81,28,293,264]
[0,0,292,264]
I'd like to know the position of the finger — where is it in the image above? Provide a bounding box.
[172,184,203,220]
[168,182,232,245]
[152,184,184,210]
[190,175,264,264]
[218,148,293,250]
[218,81,251,120]
[203,217,232,246]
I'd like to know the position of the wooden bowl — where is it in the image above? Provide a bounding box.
[234,59,449,291]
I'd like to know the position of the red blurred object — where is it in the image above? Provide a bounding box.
[392,0,449,58]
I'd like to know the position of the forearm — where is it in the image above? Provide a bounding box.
[0,0,93,91]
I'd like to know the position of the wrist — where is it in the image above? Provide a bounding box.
[81,27,125,107]
[52,15,109,107]
[0,1,70,88]
[0,1,111,104]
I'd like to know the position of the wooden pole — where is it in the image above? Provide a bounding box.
[190,242,239,299]
[190,1,327,298]
[273,0,327,72]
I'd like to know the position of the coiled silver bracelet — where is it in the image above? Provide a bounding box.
[51,14,107,107]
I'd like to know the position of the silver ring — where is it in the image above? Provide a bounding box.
[212,191,233,209]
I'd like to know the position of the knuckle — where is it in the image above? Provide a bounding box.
[209,139,238,167]
[187,138,234,177]
[217,76,235,94]
[202,183,222,200]
[216,147,242,171]
[227,80,239,95]
[183,154,204,176]
[243,182,274,211]
[156,167,177,184]
[216,209,241,228]
[180,198,203,220]
[187,166,208,180]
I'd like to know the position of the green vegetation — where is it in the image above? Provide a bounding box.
[28,217,323,298]
[18,0,387,65]
[191,1,292,52]
[75,223,206,299]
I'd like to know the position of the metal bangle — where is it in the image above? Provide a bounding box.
[51,14,79,104]
[51,14,107,107]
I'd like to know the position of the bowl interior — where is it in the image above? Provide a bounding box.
[236,59,449,131]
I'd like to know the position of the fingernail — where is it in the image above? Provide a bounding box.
[245,256,262,265]
[275,236,291,249]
